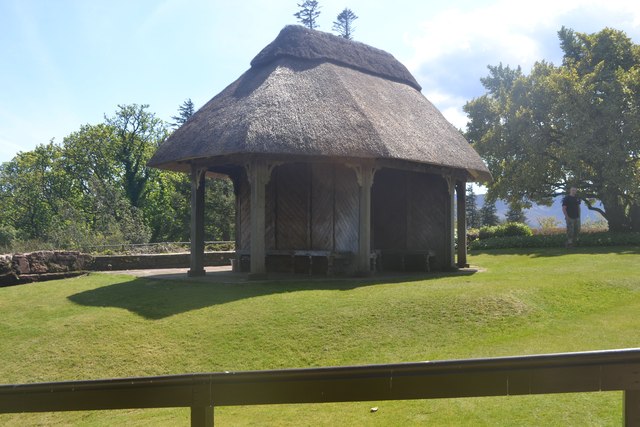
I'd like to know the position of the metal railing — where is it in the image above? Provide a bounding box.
[82,241,235,254]
[1,348,639,426]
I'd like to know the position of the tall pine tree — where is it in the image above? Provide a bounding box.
[171,98,195,128]
[480,198,499,226]
[294,0,321,29]
[332,8,357,40]
[465,185,481,228]
[506,201,527,224]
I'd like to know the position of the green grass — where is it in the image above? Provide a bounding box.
[1,246,639,425]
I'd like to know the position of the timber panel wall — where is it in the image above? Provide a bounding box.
[333,165,359,253]
[236,162,359,254]
[310,164,334,250]
[408,173,448,270]
[372,169,407,251]
[275,164,310,249]
[372,169,449,270]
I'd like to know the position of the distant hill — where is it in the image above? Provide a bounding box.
[475,194,604,229]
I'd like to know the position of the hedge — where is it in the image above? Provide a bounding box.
[469,231,640,250]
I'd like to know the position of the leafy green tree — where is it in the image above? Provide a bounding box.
[0,141,73,242]
[0,101,236,250]
[464,27,640,231]
[465,185,481,228]
[332,8,357,40]
[105,104,169,209]
[171,98,195,128]
[61,123,152,246]
[294,0,321,29]
[144,170,190,242]
[205,178,235,241]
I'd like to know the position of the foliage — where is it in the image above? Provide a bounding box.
[332,8,357,40]
[0,102,235,251]
[464,27,640,232]
[470,231,640,250]
[0,225,16,248]
[1,249,639,424]
[465,185,482,228]
[479,198,499,226]
[171,98,195,128]
[506,201,527,223]
[294,0,321,29]
[478,222,533,240]
[536,216,561,234]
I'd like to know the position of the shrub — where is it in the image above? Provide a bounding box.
[469,231,640,250]
[537,216,561,235]
[0,225,17,248]
[466,228,480,244]
[478,222,533,240]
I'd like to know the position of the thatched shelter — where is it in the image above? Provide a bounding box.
[148,25,490,277]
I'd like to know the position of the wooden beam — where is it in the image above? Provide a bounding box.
[456,181,468,268]
[247,159,270,278]
[447,177,456,269]
[353,163,375,274]
[188,166,206,277]
[625,390,640,427]
[191,406,214,427]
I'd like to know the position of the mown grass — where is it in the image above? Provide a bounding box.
[1,246,639,425]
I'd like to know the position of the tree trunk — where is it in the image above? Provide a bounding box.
[630,203,640,232]
[600,196,629,232]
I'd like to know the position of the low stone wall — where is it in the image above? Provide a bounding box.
[0,251,94,287]
[0,251,235,286]
[91,251,234,271]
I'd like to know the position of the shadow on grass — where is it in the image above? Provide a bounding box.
[68,270,477,320]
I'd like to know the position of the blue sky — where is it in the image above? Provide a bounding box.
[2,0,639,165]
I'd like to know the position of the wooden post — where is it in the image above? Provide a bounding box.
[247,159,269,279]
[355,164,375,275]
[625,390,640,427]
[188,166,206,277]
[447,177,456,269]
[191,406,213,427]
[456,181,468,268]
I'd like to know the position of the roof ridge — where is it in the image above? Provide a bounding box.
[250,25,422,91]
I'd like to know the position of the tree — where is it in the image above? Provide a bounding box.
[104,104,169,209]
[465,185,481,228]
[480,199,499,226]
[464,27,640,231]
[62,123,152,246]
[294,0,321,29]
[0,102,237,249]
[332,8,357,40]
[0,141,69,241]
[171,98,195,128]
[506,201,527,223]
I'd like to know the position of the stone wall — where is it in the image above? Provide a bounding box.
[91,251,234,271]
[0,251,93,287]
[0,251,236,287]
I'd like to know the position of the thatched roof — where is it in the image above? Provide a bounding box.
[149,25,491,182]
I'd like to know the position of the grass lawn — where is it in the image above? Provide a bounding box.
[1,246,639,425]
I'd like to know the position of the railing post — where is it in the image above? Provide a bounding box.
[191,406,214,427]
[625,390,640,427]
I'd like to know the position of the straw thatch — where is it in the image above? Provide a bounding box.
[148,25,490,182]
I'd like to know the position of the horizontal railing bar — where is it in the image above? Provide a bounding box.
[84,241,234,250]
[1,348,640,413]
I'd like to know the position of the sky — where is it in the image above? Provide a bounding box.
[2,0,640,166]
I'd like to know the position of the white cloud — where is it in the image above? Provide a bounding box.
[407,0,640,131]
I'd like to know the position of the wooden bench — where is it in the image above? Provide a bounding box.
[378,249,436,272]
[235,250,353,275]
